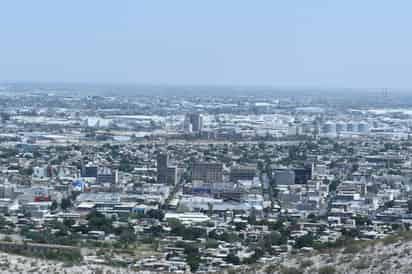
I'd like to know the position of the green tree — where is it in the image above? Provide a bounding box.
[248,207,257,225]
[51,200,58,211]
[294,232,316,249]
[63,219,75,228]
[407,199,412,213]
[119,227,137,246]
[87,210,113,233]
[146,209,164,220]
[182,243,201,273]
[61,197,72,210]
[225,252,240,265]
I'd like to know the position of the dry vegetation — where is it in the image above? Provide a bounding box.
[220,231,412,274]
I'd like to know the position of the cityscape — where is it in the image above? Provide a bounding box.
[0,84,409,273]
[3,1,412,273]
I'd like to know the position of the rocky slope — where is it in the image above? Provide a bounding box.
[229,232,412,274]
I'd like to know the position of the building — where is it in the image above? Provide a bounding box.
[32,167,49,179]
[0,184,16,199]
[274,169,295,186]
[322,121,336,135]
[157,152,177,185]
[22,202,52,219]
[293,166,312,184]
[157,153,168,170]
[230,165,256,182]
[336,122,347,133]
[81,165,98,178]
[192,162,223,183]
[164,212,210,224]
[184,113,203,133]
[158,167,178,185]
[347,122,359,132]
[97,168,118,184]
[358,121,370,133]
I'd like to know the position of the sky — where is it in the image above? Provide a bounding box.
[1,1,412,89]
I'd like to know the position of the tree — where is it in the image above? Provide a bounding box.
[51,200,58,211]
[225,252,240,265]
[407,199,412,213]
[119,158,133,172]
[307,213,317,222]
[0,216,7,228]
[87,210,113,233]
[205,239,219,249]
[294,232,316,249]
[182,244,201,273]
[19,167,33,176]
[329,179,340,192]
[61,197,72,210]
[119,227,137,246]
[354,215,371,227]
[318,266,336,274]
[244,248,264,264]
[146,209,164,220]
[248,207,257,225]
[168,219,186,237]
[384,200,395,209]
[260,232,282,252]
[63,219,75,228]
[207,202,213,217]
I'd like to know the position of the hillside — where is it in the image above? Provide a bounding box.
[227,231,412,274]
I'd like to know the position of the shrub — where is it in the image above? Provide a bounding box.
[342,244,361,254]
[300,259,314,269]
[280,266,303,274]
[318,265,336,274]
[265,264,278,274]
[382,235,398,245]
[351,257,370,270]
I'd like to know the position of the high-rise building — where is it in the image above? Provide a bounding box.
[293,166,312,184]
[192,162,223,183]
[230,165,256,182]
[157,152,177,185]
[157,153,168,170]
[274,169,295,186]
[184,113,203,133]
[97,167,118,184]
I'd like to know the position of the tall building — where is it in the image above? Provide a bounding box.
[358,121,369,133]
[97,167,118,184]
[230,165,256,182]
[274,169,295,186]
[81,165,98,178]
[322,121,336,135]
[192,162,223,183]
[157,152,177,185]
[336,121,347,133]
[293,166,312,184]
[157,153,168,170]
[184,113,203,133]
[80,163,118,184]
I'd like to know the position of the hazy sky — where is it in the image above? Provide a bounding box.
[1,1,412,88]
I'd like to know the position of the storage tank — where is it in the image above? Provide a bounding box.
[335,121,347,133]
[322,121,336,134]
[347,122,359,132]
[358,121,369,133]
